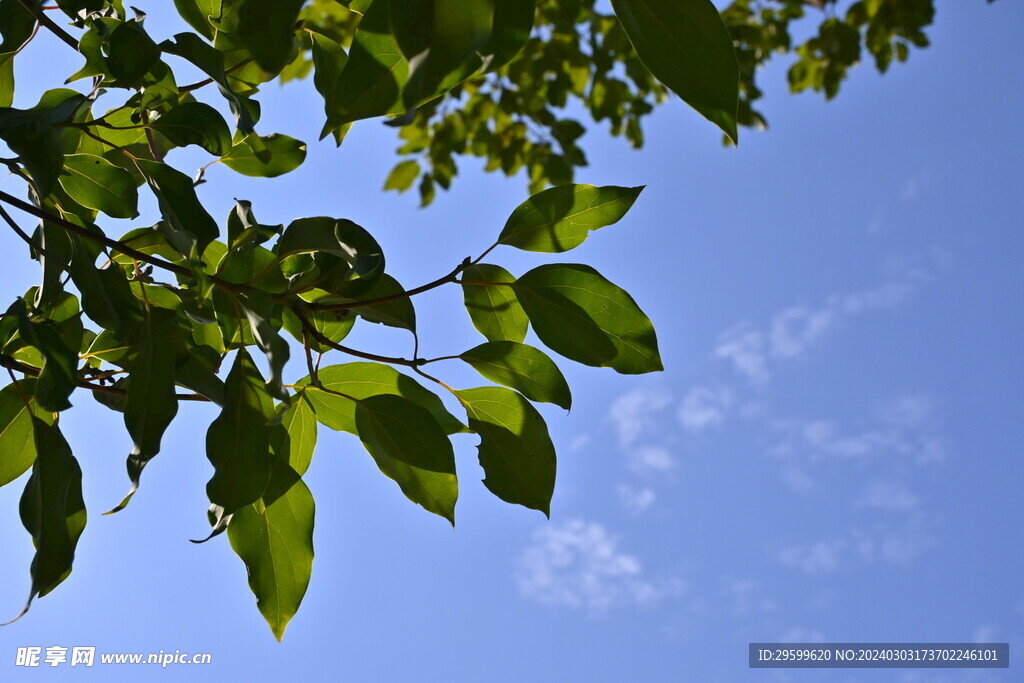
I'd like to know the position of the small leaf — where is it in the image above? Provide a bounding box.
[58,154,139,219]
[227,458,314,642]
[300,362,467,435]
[383,159,420,192]
[460,341,571,409]
[203,349,274,538]
[0,379,53,489]
[497,184,643,253]
[456,386,556,516]
[513,264,662,374]
[461,264,527,343]
[610,0,740,142]
[150,102,232,156]
[355,394,458,524]
[9,418,86,622]
[222,133,307,178]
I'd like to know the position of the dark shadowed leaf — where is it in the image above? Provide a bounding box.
[137,159,220,256]
[456,386,555,515]
[610,0,740,142]
[150,102,232,156]
[235,0,305,74]
[8,418,86,623]
[203,349,274,539]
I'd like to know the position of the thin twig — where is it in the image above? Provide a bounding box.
[294,307,424,368]
[16,0,78,50]
[309,260,469,313]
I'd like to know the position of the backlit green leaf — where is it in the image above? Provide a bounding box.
[150,102,232,156]
[0,380,54,489]
[222,133,307,178]
[461,264,527,343]
[59,154,139,219]
[497,184,643,253]
[460,341,571,409]
[456,386,555,516]
[354,394,458,524]
[137,159,220,256]
[513,263,662,374]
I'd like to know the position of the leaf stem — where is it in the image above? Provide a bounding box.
[16,0,78,50]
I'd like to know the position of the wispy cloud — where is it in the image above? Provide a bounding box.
[517,520,683,611]
[617,485,656,516]
[859,480,920,511]
[678,385,733,432]
[609,388,672,447]
[776,516,935,575]
[715,325,769,384]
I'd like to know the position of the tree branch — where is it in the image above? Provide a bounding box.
[309,260,470,313]
[294,307,424,368]
[17,0,78,50]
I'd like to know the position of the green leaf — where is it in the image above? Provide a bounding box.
[460,341,571,409]
[300,363,467,435]
[160,33,259,133]
[0,52,14,108]
[481,0,535,69]
[354,394,458,524]
[610,0,740,142]
[0,380,54,489]
[202,349,274,539]
[308,29,350,141]
[497,184,643,253]
[150,102,232,156]
[456,386,556,516]
[235,0,305,74]
[16,306,82,412]
[172,0,216,40]
[221,133,307,178]
[315,273,415,332]
[384,159,420,192]
[0,0,36,54]
[0,90,88,198]
[272,393,318,476]
[9,418,86,623]
[461,264,527,343]
[67,238,141,334]
[239,292,291,399]
[228,457,314,642]
[513,264,662,374]
[276,217,384,296]
[106,21,160,85]
[137,159,220,256]
[58,154,139,219]
[109,308,181,513]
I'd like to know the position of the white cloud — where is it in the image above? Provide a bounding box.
[678,385,733,432]
[769,306,835,359]
[617,485,656,515]
[881,395,933,427]
[608,388,672,448]
[517,520,682,611]
[859,480,920,511]
[778,540,847,574]
[715,325,769,384]
[778,627,826,643]
[627,445,674,473]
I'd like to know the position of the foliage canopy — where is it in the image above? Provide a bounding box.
[0,0,977,639]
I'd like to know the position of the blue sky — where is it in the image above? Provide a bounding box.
[1,1,1022,681]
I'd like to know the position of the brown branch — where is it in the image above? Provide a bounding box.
[179,57,254,92]
[294,307,424,368]
[0,203,65,263]
[309,260,469,313]
[17,0,78,50]
[0,353,212,402]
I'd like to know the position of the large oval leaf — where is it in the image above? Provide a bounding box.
[498,184,643,253]
[355,394,458,524]
[460,341,571,410]
[222,133,307,178]
[513,263,663,374]
[58,154,138,219]
[456,386,556,516]
[610,0,740,142]
[0,379,54,489]
[150,101,232,156]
